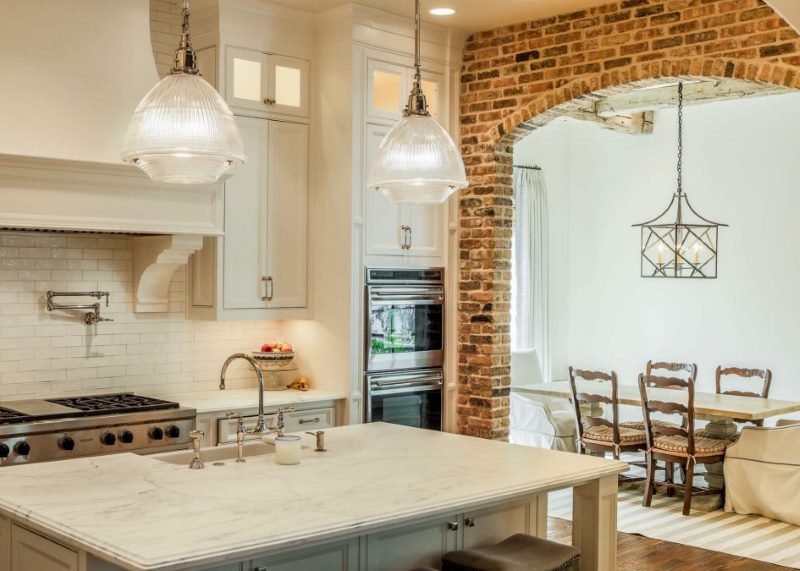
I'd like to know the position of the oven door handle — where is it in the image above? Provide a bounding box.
[369,296,444,306]
[371,379,443,391]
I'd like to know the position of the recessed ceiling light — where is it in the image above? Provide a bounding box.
[429,7,455,16]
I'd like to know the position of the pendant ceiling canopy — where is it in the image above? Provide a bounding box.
[367,0,467,204]
[633,82,727,279]
[121,0,246,184]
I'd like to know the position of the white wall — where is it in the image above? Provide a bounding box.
[514,92,800,413]
[0,233,281,400]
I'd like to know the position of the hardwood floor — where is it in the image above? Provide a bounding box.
[547,517,792,570]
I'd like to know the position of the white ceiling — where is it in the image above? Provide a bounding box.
[269,0,613,32]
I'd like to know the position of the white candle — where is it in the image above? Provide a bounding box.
[274,435,302,465]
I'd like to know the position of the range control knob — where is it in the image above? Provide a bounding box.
[101,432,116,446]
[119,430,134,444]
[58,436,75,451]
[15,441,31,456]
[149,427,164,440]
[166,425,181,439]
[0,443,9,458]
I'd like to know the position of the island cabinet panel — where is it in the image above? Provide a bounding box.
[364,515,459,571]
[249,539,359,571]
[462,499,534,549]
[10,525,77,571]
[0,516,9,571]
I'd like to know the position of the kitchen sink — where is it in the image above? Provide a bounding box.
[151,441,275,465]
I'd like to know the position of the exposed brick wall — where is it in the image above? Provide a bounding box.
[458,0,800,440]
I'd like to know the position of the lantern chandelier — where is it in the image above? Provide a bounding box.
[121,0,246,184]
[367,0,468,204]
[633,82,727,279]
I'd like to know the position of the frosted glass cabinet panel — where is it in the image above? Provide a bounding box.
[367,60,406,121]
[367,59,444,123]
[225,47,310,119]
[226,47,268,113]
[270,55,310,118]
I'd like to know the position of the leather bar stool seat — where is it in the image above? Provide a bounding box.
[442,534,580,571]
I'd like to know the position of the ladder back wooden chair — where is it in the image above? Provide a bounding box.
[716,366,772,427]
[638,373,731,515]
[568,367,646,473]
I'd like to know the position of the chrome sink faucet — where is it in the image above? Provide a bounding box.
[226,407,295,462]
[219,353,270,432]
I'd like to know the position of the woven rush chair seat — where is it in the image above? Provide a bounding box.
[620,419,678,431]
[654,434,730,457]
[442,534,580,571]
[582,424,645,445]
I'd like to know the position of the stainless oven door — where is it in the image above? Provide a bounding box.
[366,285,444,372]
[366,369,443,431]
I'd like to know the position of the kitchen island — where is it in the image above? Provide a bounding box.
[0,423,626,571]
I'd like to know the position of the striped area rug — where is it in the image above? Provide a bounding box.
[549,488,800,569]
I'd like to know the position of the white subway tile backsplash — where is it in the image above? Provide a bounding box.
[0,232,282,399]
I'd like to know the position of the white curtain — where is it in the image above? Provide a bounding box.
[511,166,550,383]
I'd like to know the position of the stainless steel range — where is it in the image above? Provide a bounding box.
[0,393,195,467]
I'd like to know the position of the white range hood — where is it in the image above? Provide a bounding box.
[0,0,223,237]
[0,0,222,312]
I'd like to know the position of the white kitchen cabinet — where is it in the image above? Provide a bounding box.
[364,515,458,571]
[196,402,338,447]
[225,46,309,120]
[188,116,309,320]
[364,124,445,261]
[10,525,77,571]
[462,500,533,550]
[250,540,358,571]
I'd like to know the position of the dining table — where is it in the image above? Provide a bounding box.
[514,382,800,489]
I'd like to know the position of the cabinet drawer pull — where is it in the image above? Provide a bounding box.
[263,98,276,105]
[465,517,476,528]
[401,225,411,250]
[254,566,268,571]
[299,417,320,425]
[261,276,274,302]
[447,521,459,531]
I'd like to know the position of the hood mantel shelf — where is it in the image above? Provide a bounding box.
[0,154,223,236]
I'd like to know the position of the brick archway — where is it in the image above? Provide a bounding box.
[457,0,800,440]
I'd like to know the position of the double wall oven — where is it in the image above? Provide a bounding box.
[365,267,444,431]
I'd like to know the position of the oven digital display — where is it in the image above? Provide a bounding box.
[369,303,443,354]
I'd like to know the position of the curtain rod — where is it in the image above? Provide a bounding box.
[513,164,541,171]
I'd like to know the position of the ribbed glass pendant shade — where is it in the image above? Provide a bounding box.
[121,73,245,184]
[369,114,467,204]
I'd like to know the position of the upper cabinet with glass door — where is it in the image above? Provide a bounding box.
[366,59,442,124]
[225,46,310,120]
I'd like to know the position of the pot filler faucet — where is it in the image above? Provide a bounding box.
[219,353,290,434]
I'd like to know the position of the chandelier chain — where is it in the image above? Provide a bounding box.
[677,81,683,196]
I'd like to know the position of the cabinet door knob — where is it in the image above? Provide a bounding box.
[263,98,276,105]
[447,521,459,531]
[465,517,476,528]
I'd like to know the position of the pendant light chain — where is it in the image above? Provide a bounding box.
[677,82,683,196]
[414,0,422,83]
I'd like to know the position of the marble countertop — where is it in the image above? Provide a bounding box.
[153,388,345,414]
[0,423,626,571]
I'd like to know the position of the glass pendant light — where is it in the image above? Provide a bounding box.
[121,0,245,184]
[368,0,467,204]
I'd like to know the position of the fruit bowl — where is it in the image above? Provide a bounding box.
[251,351,295,366]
